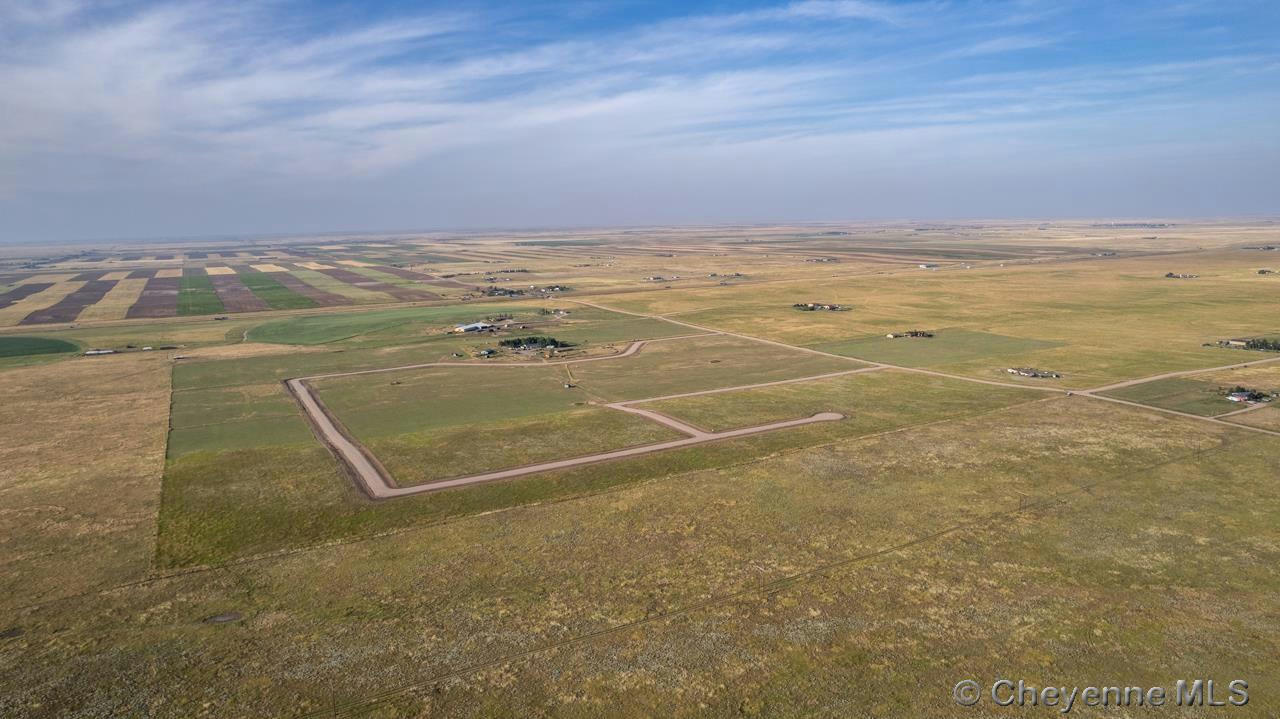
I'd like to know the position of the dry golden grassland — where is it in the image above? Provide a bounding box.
[1225,405,1280,431]
[594,251,1280,387]
[0,352,170,610]
[3,398,1276,717]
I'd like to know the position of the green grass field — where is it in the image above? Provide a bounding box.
[647,369,1040,432]
[571,334,861,400]
[169,382,301,428]
[246,304,534,345]
[157,359,1046,565]
[170,342,475,390]
[316,364,588,435]
[369,407,684,485]
[0,335,79,357]
[176,270,225,315]
[167,379,319,459]
[809,328,1061,367]
[236,270,319,310]
[1102,376,1242,416]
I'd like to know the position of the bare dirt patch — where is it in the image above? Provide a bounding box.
[208,274,269,312]
[124,276,179,318]
[185,342,326,360]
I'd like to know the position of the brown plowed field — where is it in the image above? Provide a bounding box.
[316,267,441,301]
[124,276,180,318]
[270,272,354,306]
[19,279,118,324]
[0,283,54,310]
[209,274,270,312]
[372,265,471,288]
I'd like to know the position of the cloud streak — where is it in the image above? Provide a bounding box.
[1,0,1277,240]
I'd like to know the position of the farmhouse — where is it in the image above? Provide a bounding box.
[886,330,933,339]
[453,322,495,333]
[793,302,849,312]
[1165,272,1199,279]
[1225,387,1273,403]
[918,263,939,269]
[1006,367,1062,379]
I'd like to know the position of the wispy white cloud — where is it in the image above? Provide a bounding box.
[0,0,1277,239]
[943,34,1060,58]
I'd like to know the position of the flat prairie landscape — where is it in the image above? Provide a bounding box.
[2,221,1279,717]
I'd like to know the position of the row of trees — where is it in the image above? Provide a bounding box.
[1245,338,1280,352]
[498,336,571,349]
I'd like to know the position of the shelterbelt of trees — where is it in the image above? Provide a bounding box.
[498,336,572,349]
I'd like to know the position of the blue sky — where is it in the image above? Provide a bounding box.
[1,0,1277,242]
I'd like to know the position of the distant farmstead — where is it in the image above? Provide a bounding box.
[1006,367,1061,379]
[1224,386,1275,404]
[453,322,495,333]
[886,330,933,339]
[793,302,849,312]
[1214,337,1280,352]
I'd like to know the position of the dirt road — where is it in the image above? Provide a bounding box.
[289,301,1280,499]
[569,299,1066,394]
[1084,354,1280,393]
[286,338,855,499]
[569,299,1280,438]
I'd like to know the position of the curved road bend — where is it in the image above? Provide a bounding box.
[287,378,390,499]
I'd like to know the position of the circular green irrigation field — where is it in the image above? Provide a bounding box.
[0,336,80,358]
